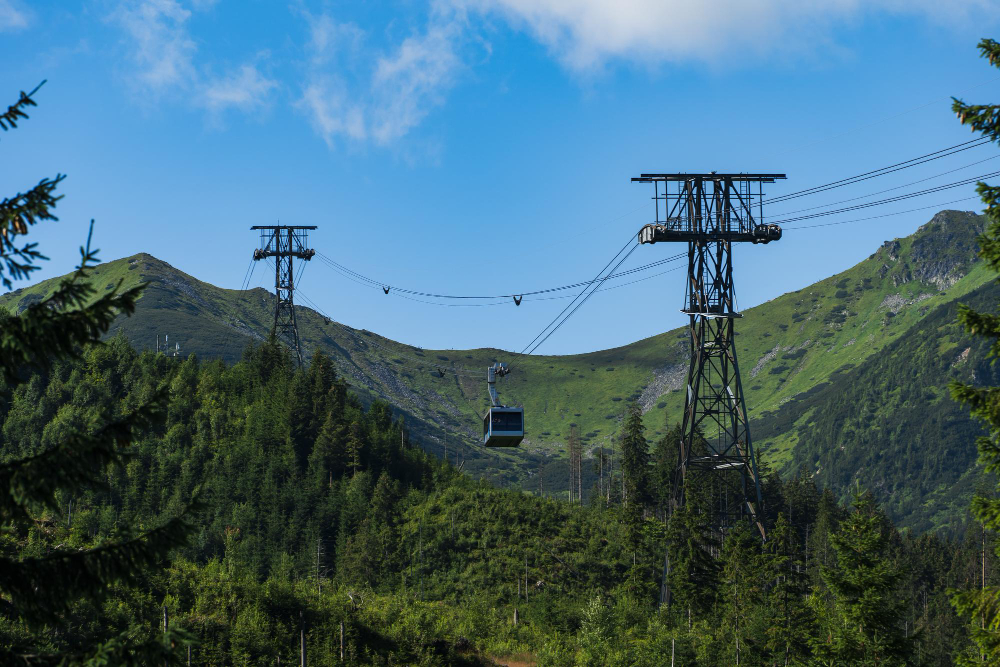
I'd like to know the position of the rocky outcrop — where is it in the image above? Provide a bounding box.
[909,210,985,289]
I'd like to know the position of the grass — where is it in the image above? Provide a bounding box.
[0,210,991,509]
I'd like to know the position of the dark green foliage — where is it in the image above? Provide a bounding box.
[949,36,1000,664]
[754,279,1000,533]
[620,402,648,509]
[650,421,681,519]
[0,84,195,663]
[0,328,991,663]
[0,82,65,289]
[816,488,911,664]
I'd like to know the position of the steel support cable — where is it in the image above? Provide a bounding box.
[319,252,685,307]
[514,235,636,358]
[781,195,981,231]
[317,258,513,307]
[314,249,685,301]
[767,170,1000,225]
[219,256,258,356]
[315,258,510,307]
[509,236,640,364]
[260,259,479,378]
[287,280,484,378]
[525,263,685,302]
[522,242,640,357]
[376,255,686,307]
[762,137,991,206]
[294,259,307,292]
[767,153,1000,218]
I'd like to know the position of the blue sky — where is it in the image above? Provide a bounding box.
[2,0,1000,355]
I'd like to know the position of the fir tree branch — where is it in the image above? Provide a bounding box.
[0,233,145,383]
[0,81,57,287]
[0,81,44,134]
[0,176,64,288]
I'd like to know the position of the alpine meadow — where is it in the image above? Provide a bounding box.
[5,3,1000,665]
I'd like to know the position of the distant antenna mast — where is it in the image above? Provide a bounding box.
[251,224,317,366]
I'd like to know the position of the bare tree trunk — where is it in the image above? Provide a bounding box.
[599,446,604,503]
[300,611,306,667]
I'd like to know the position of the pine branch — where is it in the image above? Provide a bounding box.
[0,176,65,288]
[952,41,1000,143]
[0,81,60,287]
[0,81,45,134]
[0,234,144,383]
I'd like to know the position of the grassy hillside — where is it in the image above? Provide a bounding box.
[1,209,994,530]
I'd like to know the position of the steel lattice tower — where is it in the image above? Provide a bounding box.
[632,173,785,542]
[251,225,316,366]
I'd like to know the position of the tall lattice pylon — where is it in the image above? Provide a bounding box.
[251,225,316,366]
[632,174,785,543]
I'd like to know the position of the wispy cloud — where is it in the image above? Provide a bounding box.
[111,0,196,95]
[370,22,462,144]
[455,0,1000,71]
[0,0,29,32]
[298,12,464,149]
[202,63,278,114]
[306,13,365,67]
[110,0,277,116]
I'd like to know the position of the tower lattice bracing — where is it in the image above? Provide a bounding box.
[633,174,785,542]
[251,225,316,366]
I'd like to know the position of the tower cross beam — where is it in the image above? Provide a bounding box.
[634,172,785,551]
[250,225,317,367]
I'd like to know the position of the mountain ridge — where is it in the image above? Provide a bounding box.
[1,209,994,532]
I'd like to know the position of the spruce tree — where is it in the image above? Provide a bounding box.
[0,84,194,662]
[817,487,910,665]
[719,525,768,665]
[651,421,682,522]
[620,401,649,509]
[949,36,1000,664]
[665,484,720,627]
[763,513,815,665]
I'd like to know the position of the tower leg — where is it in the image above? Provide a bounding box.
[672,238,765,539]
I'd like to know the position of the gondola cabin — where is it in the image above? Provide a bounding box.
[483,406,524,447]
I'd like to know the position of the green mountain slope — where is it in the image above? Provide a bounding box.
[1,209,994,531]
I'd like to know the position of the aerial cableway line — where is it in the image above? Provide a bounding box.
[633,173,784,554]
[251,225,316,367]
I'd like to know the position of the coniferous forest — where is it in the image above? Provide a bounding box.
[2,334,997,665]
[7,23,1000,667]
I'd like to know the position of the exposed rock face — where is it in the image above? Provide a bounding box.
[909,210,985,289]
[638,363,687,412]
[879,292,934,314]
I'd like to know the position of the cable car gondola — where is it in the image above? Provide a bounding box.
[482,363,524,447]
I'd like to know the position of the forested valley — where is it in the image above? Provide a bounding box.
[0,333,994,665]
[7,22,1000,667]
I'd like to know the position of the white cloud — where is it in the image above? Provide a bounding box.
[111,0,196,94]
[300,77,368,144]
[306,13,365,66]
[298,13,464,148]
[111,1,277,116]
[0,0,28,32]
[456,0,1000,70]
[202,64,278,113]
[370,22,461,144]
